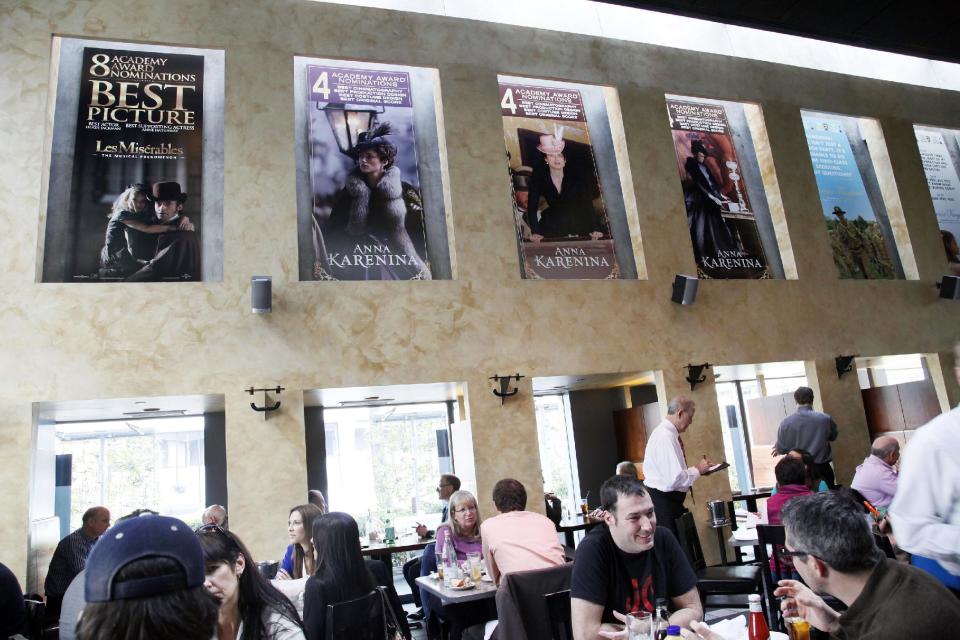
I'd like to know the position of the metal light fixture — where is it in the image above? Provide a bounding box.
[319,102,384,155]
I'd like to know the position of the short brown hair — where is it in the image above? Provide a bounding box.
[794,386,814,405]
[492,479,527,512]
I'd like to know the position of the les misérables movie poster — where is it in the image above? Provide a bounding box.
[306,65,431,281]
[52,46,206,282]
[667,98,769,279]
[499,81,621,279]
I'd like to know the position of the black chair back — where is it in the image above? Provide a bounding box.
[755,524,786,631]
[674,512,707,572]
[544,590,572,640]
[874,533,896,559]
[257,560,279,579]
[325,589,383,640]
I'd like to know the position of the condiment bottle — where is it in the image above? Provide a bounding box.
[748,593,770,640]
[665,626,682,638]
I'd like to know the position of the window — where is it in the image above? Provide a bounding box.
[323,402,451,532]
[535,394,580,510]
[55,416,206,529]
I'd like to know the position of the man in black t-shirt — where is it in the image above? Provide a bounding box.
[571,475,702,640]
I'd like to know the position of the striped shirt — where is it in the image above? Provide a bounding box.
[44,529,97,597]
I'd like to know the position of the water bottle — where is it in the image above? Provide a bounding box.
[442,536,457,587]
[654,598,669,640]
[384,511,395,544]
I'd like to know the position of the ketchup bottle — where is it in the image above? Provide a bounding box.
[748,594,770,640]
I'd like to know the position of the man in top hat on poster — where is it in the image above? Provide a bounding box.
[511,165,534,240]
[127,181,201,282]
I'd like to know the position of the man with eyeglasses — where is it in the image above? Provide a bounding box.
[405,474,461,622]
[571,475,701,639]
[772,491,960,638]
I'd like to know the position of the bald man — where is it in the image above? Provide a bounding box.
[851,436,899,508]
[201,504,228,528]
[643,395,712,536]
[45,506,110,621]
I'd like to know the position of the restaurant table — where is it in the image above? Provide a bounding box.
[556,516,601,548]
[362,536,432,604]
[415,574,498,606]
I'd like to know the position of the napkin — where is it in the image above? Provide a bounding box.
[703,615,747,640]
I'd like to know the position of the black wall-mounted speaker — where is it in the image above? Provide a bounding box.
[252,276,272,314]
[671,274,698,305]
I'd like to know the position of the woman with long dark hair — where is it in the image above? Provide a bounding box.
[197,525,305,640]
[277,504,323,580]
[302,512,376,640]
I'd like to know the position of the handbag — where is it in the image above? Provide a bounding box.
[377,586,407,640]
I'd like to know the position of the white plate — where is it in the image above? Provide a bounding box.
[448,580,475,590]
[770,632,788,640]
[481,574,493,583]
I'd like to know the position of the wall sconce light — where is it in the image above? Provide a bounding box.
[319,102,384,156]
[937,275,960,300]
[490,374,524,405]
[248,386,283,419]
[835,355,857,379]
[672,275,699,305]
[252,276,271,314]
[684,363,711,390]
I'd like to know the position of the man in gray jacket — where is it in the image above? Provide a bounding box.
[774,387,838,488]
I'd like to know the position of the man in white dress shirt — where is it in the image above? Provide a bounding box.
[888,343,960,593]
[643,395,712,536]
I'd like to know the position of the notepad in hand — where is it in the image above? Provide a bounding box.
[702,461,729,475]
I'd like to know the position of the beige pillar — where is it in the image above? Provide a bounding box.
[656,366,732,566]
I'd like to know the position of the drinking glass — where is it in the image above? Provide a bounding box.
[579,498,589,515]
[785,617,811,640]
[466,552,482,581]
[626,611,653,640]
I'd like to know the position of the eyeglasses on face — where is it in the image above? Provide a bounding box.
[780,548,812,559]
[454,505,478,514]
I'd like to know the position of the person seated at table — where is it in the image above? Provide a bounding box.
[571,475,701,640]
[75,515,219,640]
[196,524,305,639]
[306,490,326,515]
[771,491,960,638]
[429,490,491,640]
[202,504,228,528]
[762,456,813,581]
[770,449,828,495]
[480,478,566,586]
[302,512,377,640]
[615,461,638,478]
[277,504,323,580]
[544,491,563,525]
[850,436,899,509]
[407,474,461,622]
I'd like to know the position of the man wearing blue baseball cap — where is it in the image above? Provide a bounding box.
[75,515,218,639]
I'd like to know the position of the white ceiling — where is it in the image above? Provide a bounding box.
[35,394,224,423]
[533,370,656,393]
[304,381,464,407]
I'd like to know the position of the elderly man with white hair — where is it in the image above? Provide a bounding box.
[850,435,899,508]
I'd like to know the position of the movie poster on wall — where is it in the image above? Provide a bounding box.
[914,127,960,263]
[802,115,896,279]
[306,65,431,280]
[59,47,205,282]
[666,99,768,279]
[499,81,620,279]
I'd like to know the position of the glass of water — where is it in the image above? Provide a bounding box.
[626,611,654,640]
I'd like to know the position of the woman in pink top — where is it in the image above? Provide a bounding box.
[766,457,813,580]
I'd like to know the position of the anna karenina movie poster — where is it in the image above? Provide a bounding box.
[306,65,431,280]
[499,81,620,279]
[667,99,769,279]
[53,46,205,282]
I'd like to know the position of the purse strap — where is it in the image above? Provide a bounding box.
[376,585,407,640]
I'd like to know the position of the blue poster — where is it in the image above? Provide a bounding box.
[802,115,895,279]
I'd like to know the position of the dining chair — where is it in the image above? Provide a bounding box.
[325,589,383,640]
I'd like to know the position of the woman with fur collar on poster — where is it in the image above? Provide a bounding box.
[319,123,432,280]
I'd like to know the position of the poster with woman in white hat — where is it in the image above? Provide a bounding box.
[499,81,620,279]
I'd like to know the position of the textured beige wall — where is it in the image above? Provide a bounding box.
[2,0,960,583]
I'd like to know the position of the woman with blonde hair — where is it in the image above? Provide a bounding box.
[428,490,491,639]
